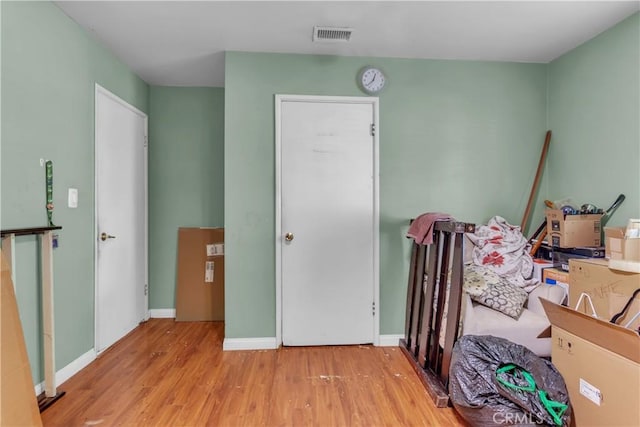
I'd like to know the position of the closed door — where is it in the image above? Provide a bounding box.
[95,85,147,353]
[278,96,378,346]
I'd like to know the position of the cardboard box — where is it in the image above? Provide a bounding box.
[545,209,602,248]
[569,258,640,318]
[175,227,225,321]
[541,299,640,427]
[605,227,626,259]
[605,226,640,262]
[1,250,43,426]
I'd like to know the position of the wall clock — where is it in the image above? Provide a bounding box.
[357,66,386,95]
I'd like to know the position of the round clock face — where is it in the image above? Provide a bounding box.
[359,67,386,94]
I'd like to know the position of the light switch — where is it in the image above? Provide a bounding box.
[68,188,78,208]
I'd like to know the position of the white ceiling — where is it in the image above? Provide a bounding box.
[54,1,639,87]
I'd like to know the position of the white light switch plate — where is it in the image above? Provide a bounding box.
[68,188,78,208]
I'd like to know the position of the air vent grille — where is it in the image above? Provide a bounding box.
[313,26,354,43]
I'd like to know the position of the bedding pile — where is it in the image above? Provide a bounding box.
[466,216,538,292]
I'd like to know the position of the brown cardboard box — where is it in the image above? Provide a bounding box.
[605,226,640,274]
[569,258,640,317]
[623,245,640,261]
[605,227,626,259]
[541,299,640,427]
[545,209,602,248]
[1,250,43,426]
[175,227,225,321]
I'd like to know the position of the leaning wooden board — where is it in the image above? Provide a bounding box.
[1,249,42,426]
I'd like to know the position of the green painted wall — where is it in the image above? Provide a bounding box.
[545,12,639,227]
[148,86,225,309]
[1,1,148,383]
[2,0,636,388]
[224,52,547,338]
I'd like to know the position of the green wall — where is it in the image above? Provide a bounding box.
[2,0,637,389]
[1,1,149,382]
[544,12,639,227]
[148,86,225,309]
[224,52,547,338]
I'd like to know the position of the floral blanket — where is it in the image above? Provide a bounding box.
[466,216,538,292]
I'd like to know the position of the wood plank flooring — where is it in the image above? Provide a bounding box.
[41,319,467,426]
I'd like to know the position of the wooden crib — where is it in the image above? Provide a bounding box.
[400,220,475,407]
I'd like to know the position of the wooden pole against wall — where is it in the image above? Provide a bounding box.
[521,130,552,234]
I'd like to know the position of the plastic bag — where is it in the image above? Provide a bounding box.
[449,335,572,426]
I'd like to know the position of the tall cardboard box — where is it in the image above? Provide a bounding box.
[569,258,639,317]
[175,227,225,321]
[542,299,640,427]
[1,250,43,426]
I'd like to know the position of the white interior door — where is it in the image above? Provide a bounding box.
[95,85,148,353]
[277,96,379,346]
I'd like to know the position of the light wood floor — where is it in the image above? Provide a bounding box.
[42,319,467,426]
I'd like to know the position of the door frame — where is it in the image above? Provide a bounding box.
[274,94,380,347]
[94,83,149,354]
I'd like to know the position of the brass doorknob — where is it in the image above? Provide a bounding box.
[100,232,116,241]
[284,232,294,242]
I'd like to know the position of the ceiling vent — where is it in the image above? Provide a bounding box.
[313,26,354,43]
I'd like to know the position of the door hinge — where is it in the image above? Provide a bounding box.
[144,135,148,148]
[144,283,148,296]
[370,123,376,137]
[372,301,376,316]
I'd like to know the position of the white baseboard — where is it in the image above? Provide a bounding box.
[222,335,401,350]
[34,348,96,395]
[378,334,403,347]
[223,337,278,351]
[149,308,176,318]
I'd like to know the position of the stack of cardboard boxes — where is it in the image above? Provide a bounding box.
[544,209,605,272]
[538,214,640,425]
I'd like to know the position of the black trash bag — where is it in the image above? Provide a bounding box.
[449,335,572,426]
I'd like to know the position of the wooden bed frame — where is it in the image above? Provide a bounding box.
[400,220,475,407]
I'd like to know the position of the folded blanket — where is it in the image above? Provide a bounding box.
[466,216,538,292]
[407,212,454,245]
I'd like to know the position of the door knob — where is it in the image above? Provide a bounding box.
[100,232,116,241]
[284,232,294,242]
